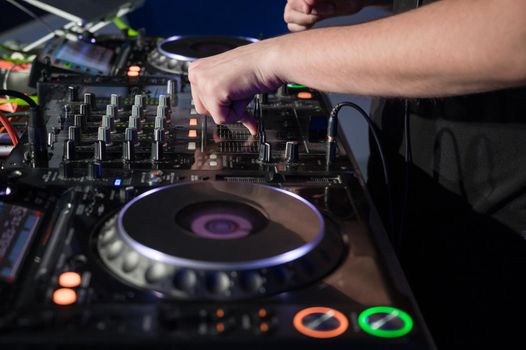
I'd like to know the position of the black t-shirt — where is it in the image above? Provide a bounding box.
[368,88,526,346]
[366,2,526,346]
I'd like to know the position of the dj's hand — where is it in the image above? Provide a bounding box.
[284,0,366,32]
[188,40,284,135]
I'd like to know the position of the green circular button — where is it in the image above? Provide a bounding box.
[358,306,413,338]
[287,83,306,89]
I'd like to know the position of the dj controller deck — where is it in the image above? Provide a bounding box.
[0,34,435,349]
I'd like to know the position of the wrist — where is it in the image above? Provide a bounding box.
[258,36,290,89]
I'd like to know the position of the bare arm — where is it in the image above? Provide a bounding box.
[189,0,526,134]
[276,0,526,96]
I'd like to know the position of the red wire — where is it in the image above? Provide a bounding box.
[0,110,19,145]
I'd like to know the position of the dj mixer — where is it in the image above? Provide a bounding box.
[0,33,435,349]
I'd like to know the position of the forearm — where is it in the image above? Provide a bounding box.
[271,0,526,97]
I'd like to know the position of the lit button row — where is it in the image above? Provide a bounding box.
[127,65,142,77]
[52,271,82,306]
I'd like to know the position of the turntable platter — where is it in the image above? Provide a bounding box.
[97,182,345,300]
[147,35,258,75]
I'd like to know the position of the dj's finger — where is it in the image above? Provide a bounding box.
[287,0,312,14]
[284,6,320,26]
[288,23,311,32]
[239,112,258,136]
[192,93,208,116]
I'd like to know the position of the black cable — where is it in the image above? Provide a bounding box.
[0,89,38,107]
[330,101,395,239]
[398,99,413,253]
[5,0,55,35]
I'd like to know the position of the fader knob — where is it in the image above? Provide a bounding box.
[67,86,78,102]
[110,94,121,109]
[166,80,176,99]
[68,125,80,142]
[128,116,141,132]
[158,94,171,112]
[73,114,85,131]
[154,116,165,130]
[125,127,138,145]
[102,115,115,132]
[79,103,90,118]
[64,139,76,161]
[259,142,272,163]
[285,141,299,163]
[131,105,143,120]
[106,104,117,119]
[156,105,167,120]
[153,128,165,143]
[97,126,112,145]
[83,92,96,109]
[134,94,145,108]
[94,140,106,161]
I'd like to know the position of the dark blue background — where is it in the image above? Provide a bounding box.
[127,0,289,39]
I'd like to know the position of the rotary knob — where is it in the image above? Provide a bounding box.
[83,92,96,109]
[131,105,143,120]
[285,141,299,163]
[128,116,142,133]
[102,115,115,132]
[259,142,272,163]
[97,126,112,146]
[106,104,117,119]
[110,94,121,109]
[68,125,80,142]
[134,94,145,108]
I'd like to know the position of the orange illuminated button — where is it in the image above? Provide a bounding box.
[293,307,349,339]
[188,130,197,138]
[297,91,313,100]
[259,322,270,333]
[52,288,77,306]
[215,322,225,333]
[127,71,139,77]
[58,272,82,288]
[258,308,268,318]
[128,65,141,72]
[215,308,225,318]
[189,118,198,126]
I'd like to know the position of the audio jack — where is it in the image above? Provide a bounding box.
[325,112,337,169]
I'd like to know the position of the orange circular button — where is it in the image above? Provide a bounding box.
[52,288,77,306]
[58,272,82,288]
[293,306,349,339]
[297,92,313,100]
[215,322,225,333]
[259,322,270,333]
[216,308,225,318]
[128,65,141,72]
[258,308,268,318]
[127,71,140,77]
